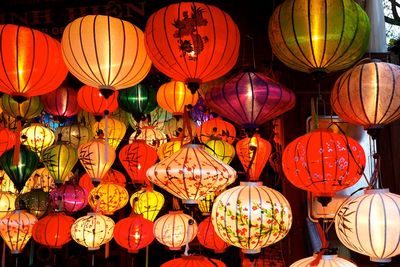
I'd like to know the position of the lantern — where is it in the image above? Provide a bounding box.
[153,210,198,250]
[71,212,115,250]
[79,169,126,193]
[127,106,172,131]
[119,141,158,184]
[21,124,55,155]
[147,144,237,204]
[156,81,199,116]
[130,188,165,222]
[110,109,130,127]
[212,182,292,254]
[77,85,119,117]
[0,170,17,193]
[197,117,236,144]
[129,126,167,151]
[190,96,214,126]
[205,140,235,164]
[117,84,158,118]
[0,209,37,254]
[145,2,240,93]
[0,146,39,191]
[32,212,75,248]
[282,129,366,198]
[164,117,197,144]
[335,189,400,263]
[61,15,152,95]
[0,192,16,219]
[16,188,49,218]
[77,109,97,128]
[78,139,116,182]
[21,168,59,194]
[197,192,216,216]
[290,254,357,267]
[236,134,272,181]
[55,123,93,149]
[161,255,226,267]
[205,71,295,131]
[157,141,182,160]
[0,94,43,120]
[197,216,229,253]
[40,84,80,121]
[0,127,16,157]
[114,213,154,253]
[92,117,126,149]
[50,182,88,213]
[0,24,68,101]
[268,0,370,73]
[331,62,400,129]
[88,183,129,215]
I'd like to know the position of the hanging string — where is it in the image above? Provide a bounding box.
[309,222,328,266]
[172,197,180,211]
[184,219,194,256]
[13,117,22,166]
[104,110,109,162]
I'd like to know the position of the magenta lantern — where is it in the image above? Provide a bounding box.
[50,182,88,213]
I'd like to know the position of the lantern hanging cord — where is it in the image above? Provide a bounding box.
[184,219,194,256]
[172,197,180,210]
[242,35,256,70]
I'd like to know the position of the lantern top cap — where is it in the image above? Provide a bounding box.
[364,188,390,194]
[240,181,262,186]
[320,254,338,261]
[168,210,183,214]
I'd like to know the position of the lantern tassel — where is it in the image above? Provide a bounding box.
[13,118,22,166]
[28,241,34,266]
[145,246,149,267]
[105,242,109,259]
[309,222,328,266]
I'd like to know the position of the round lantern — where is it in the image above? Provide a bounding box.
[92,117,126,149]
[197,217,229,253]
[0,209,37,254]
[102,169,126,185]
[40,84,80,121]
[147,144,237,204]
[16,188,49,218]
[21,124,55,155]
[77,85,119,116]
[114,213,154,253]
[130,188,165,222]
[119,141,158,184]
[211,181,292,254]
[236,134,272,181]
[331,62,400,129]
[268,0,370,73]
[282,129,366,198]
[197,117,236,144]
[71,212,115,250]
[0,94,43,120]
[88,183,129,215]
[50,182,88,213]
[55,123,93,149]
[0,192,16,219]
[117,84,158,118]
[61,15,152,95]
[205,71,295,130]
[21,168,59,194]
[0,127,16,157]
[0,24,68,101]
[145,2,240,92]
[290,254,357,267]
[161,255,226,267]
[127,106,172,131]
[156,81,199,116]
[129,126,167,151]
[197,192,216,216]
[164,117,197,144]
[0,171,17,193]
[78,139,116,182]
[157,141,182,160]
[32,212,75,248]
[335,189,400,263]
[205,140,235,164]
[153,210,198,250]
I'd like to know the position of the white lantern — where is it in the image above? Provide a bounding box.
[290,254,357,267]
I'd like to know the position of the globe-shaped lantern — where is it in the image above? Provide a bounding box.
[212,182,292,254]
[161,255,226,267]
[21,167,59,194]
[335,189,400,263]
[197,117,236,144]
[205,140,235,164]
[21,124,55,156]
[205,71,295,131]
[61,15,152,96]
[117,83,158,118]
[130,187,165,222]
[55,123,93,149]
[32,212,75,248]
[129,126,167,151]
[153,210,198,250]
[144,2,240,93]
[268,0,370,73]
[50,182,88,213]
[0,94,43,120]
[71,212,115,250]
[157,141,182,160]
[0,192,16,219]
[331,62,400,130]
[16,188,49,218]
[164,117,197,144]
[147,144,237,204]
[127,106,172,132]
[197,216,229,253]
[0,24,68,101]
[77,85,119,117]
[92,117,126,149]
[88,183,129,215]
[290,254,357,267]
[0,127,16,157]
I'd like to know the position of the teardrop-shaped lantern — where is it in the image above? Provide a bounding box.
[130,187,165,222]
[198,117,236,144]
[205,140,235,164]
[290,254,357,267]
[21,167,59,194]
[157,141,182,160]
[157,81,199,116]
[0,192,16,219]
[161,255,226,267]
[16,188,49,218]
[164,117,197,144]
[77,85,119,116]
[88,183,129,215]
[0,170,17,193]
[147,144,237,204]
[197,216,229,253]
[129,126,167,151]
[55,123,93,149]
[21,124,55,155]
[50,182,88,213]
[0,127,16,157]
[0,94,43,120]
[118,84,158,117]
[92,117,126,149]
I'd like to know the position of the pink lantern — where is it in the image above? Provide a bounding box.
[50,182,88,213]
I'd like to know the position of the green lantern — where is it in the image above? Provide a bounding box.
[0,146,39,191]
[268,0,370,73]
[16,188,49,218]
[118,84,158,120]
[55,123,93,149]
[0,94,43,120]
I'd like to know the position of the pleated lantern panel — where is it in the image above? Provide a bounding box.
[290,254,357,267]
[161,255,226,267]
[130,188,165,222]
[0,94,43,120]
[77,85,119,116]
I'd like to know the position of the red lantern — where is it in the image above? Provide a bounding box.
[0,127,16,157]
[79,168,126,193]
[50,182,88,213]
[77,85,119,116]
[161,255,226,267]
[32,212,75,248]
[0,25,68,102]
[197,117,236,144]
[197,217,229,253]
[145,2,240,93]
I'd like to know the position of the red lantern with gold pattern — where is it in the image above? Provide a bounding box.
[197,216,229,253]
[77,85,119,116]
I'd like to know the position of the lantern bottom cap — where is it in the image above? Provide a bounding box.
[168,247,181,251]
[88,247,100,251]
[128,249,139,253]
[11,250,21,254]
[182,199,198,205]
[370,257,391,263]
[242,248,261,254]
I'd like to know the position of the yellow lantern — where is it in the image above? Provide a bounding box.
[0,170,17,193]
[157,141,182,160]
[55,123,93,149]
[0,192,16,219]
[197,192,216,216]
[88,183,129,215]
[0,209,37,253]
[129,126,167,151]
[92,117,126,149]
[205,140,235,164]
[153,210,198,250]
[130,187,165,222]
[71,212,115,250]
[78,139,116,182]
[21,168,70,194]
[21,124,55,155]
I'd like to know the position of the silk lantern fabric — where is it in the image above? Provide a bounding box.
[40,84,80,120]
[161,255,226,267]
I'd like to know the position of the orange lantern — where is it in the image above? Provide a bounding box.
[197,216,229,253]
[197,117,236,144]
[77,85,119,117]
[164,117,197,144]
[145,2,240,93]
[157,81,199,116]
[88,183,129,215]
[130,187,165,222]
[205,140,235,165]
[161,255,226,267]
[119,141,158,184]
[236,134,272,181]
[0,24,68,101]
[92,117,126,149]
[0,127,16,157]
[129,126,167,151]
[157,141,182,160]
[147,144,237,204]
[79,169,126,193]
[61,15,152,96]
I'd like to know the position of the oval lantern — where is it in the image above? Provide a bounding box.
[153,210,198,250]
[147,144,237,204]
[335,189,400,263]
[0,192,16,219]
[212,181,292,254]
[21,124,55,156]
[88,183,129,215]
[268,0,370,73]
[236,134,272,181]
[157,81,199,116]
[71,212,115,250]
[62,15,152,95]
[32,212,75,248]
[197,192,216,216]
[145,2,240,93]
[21,168,59,194]
[117,84,158,118]
[157,141,182,160]
[50,182,88,213]
[79,169,126,193]
[16,188,49,218]
[0,171,17,193]
[205,140,235,164]
[161,255,226,267]
[290,254,357,267]
[197,117,236,144]
[0,24,68,101]
[129,126,167,151]
[0,94,43,120]
[164,117,197,144]
[0,127,16,157]
[331,62,400,129]
[205,71,295,131]
[92,117,126,149]
[77,85,119,117]
[0,209,37,254]
[282,129,366,198]
[197,216,229,253]
[55,123,93,149]
[130,187,165,222]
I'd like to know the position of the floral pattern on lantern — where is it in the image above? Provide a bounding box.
[129,126,167,151]
[55,123,93,149]
[88,183,129,215]
[21,168,60,194]
[164,117,197,144]
[21,124,55,155]
[0,171,17,193]
[197,216,229,253]
[197,117,236,144]
[92,117,126,149]
[130,188,165,222]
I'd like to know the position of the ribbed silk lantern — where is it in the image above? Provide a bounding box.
[157,81,199,116]
[21,167,58,194]
[268,0,370,73]
[0,127,16,157]
[290,254,357,267]
[129,126,167,151]
[0,94,43,120]
[197,216,229,253]
[164,117,197,144]
[161,256,226,267]
[145,2,240,93]
[50,182,88,213]
[88,183,129,215]
[16,188,49,218]
[55,123,93,149]
[0,192,16,219]
[197,117,236,144]
[77,85,119,116]
[117,84,158,117]
[147,144,237,204]
[92,117,126,149]
[205,140,235,164]
[21,124,55,156]
[130,187,165,222]
[157,141,182,160]
[0,171,17,193]
[197,192,216,216]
